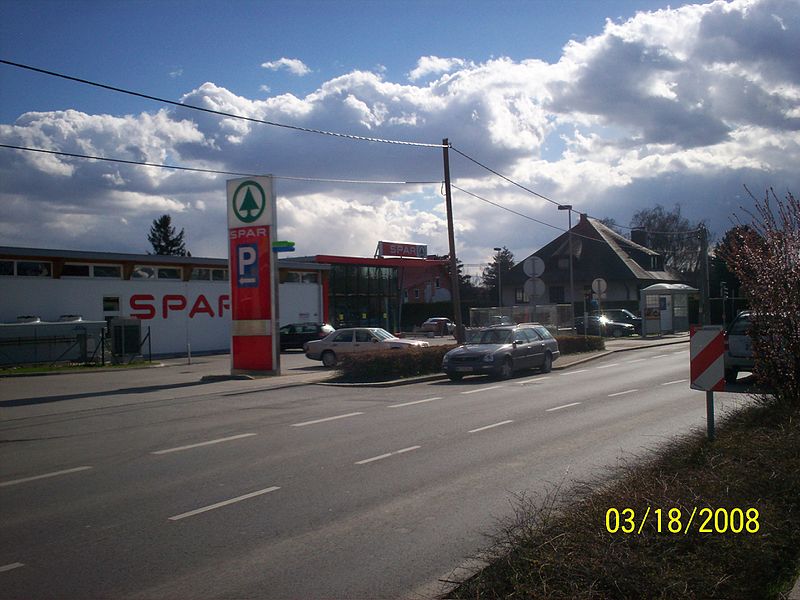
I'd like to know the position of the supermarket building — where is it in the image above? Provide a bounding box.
[0,246,449,357]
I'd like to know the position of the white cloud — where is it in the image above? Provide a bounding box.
[261,58,311,76]
[408,56,468,81]
[1,0,799,264]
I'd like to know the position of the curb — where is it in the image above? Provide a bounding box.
[0,362,166,378]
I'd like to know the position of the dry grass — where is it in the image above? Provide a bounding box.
[446,397,800,599]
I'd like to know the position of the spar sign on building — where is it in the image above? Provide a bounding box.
[227,176,278,375]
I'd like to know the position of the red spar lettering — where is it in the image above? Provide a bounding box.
[163,295,187,318]
[189,295,215,318]
[130,294,156,319]
[218,294,230,317]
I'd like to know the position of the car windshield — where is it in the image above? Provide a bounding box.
[473,328,513,344]
[371,328,396,341]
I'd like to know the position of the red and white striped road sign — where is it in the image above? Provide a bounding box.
[690,326,725,391]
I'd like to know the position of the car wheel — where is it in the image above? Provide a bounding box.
[725,368,738,384]
[496,357,513,380]
[448,373,463,382]
[321,351,337,368]
[541,352,552,373]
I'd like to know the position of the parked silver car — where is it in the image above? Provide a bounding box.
[724,311,753,383]
[304,327,429,367]
[442,324,559,381]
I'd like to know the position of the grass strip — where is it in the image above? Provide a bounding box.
[446,397,800,599]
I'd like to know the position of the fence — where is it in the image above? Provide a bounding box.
[468,304,574,332]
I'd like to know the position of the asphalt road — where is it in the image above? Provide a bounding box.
[0,342,753,599]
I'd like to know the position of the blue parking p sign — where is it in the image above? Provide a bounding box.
[237,244,259,288]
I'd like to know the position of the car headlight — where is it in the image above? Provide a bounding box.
[482,354,495,362]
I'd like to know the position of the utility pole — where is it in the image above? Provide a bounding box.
[442,139,465,343]
[699,225,710,325]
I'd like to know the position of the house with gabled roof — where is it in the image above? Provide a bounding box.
[505,213,684,309]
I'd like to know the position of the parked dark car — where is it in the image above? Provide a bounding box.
[442,324,560,381]
[600,309,642,334]
[279,322,335,351]
[574,316,635,338]
[724,311,753,383]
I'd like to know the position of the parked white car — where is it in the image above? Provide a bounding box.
[304,327,429,367]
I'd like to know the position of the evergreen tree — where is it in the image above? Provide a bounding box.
[147,214,188,256]
[482,247,515,301]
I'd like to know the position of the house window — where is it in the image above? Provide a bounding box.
[62,263,91,277]
[414,288,420,300]
[435,277,441,288]
[17,261,51,277]
[93,265,122,278]
[558,258,570,270]
[515,288,528,303]
[549,286,565,303]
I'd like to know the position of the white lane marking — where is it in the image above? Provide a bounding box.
[569,369,589,374]
[388,397,442,408]
[517,376,550,385]
[461,385,503,395]
[662,379,688,386]
[595,363,620,369]
[609,389,639,397]
[355,446,421,465]
[652,354,669,359]
[0,466,93,488]
[0,563,24,573]
[546,402,581,412]
[151,433,256,455]
[291,412,363,427]
[626,358,647,364]
[468,420,514,433]
[168,486,281,521]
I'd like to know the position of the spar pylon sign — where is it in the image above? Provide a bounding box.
[690,325,725,392]
[227,176,278,376]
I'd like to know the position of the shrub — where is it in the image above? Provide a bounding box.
[555,335,605,354]
[336,345,456,382]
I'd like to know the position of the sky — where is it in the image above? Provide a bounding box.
[1,0,798,278]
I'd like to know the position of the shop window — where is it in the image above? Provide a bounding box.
[157,268,181,280]
[0,260,13,276]
[62,263,91,277]
[103,296,121,312]
[284,272,301,283]
[132,266,156,279]
[191,268,211,281]
[93,265,122,278]
[212,269,228,281]
[16,261,51,277]
[301,272,318,284]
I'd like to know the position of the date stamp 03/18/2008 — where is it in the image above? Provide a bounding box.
[605,507,761,535]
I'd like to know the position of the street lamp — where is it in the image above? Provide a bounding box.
[493,247,502,307]
[558,205,575,331]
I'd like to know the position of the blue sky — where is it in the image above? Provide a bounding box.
[1,0,798,273]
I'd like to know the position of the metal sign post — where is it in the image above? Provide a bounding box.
[690,325,725,441]
[227,176,279,376]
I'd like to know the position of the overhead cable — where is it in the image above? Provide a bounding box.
[0,59,446,149]
[0,144,440,185]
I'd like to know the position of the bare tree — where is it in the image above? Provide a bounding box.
[630,204,705,274]
[724,189,799,407]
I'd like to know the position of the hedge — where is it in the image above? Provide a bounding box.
[333,335,605,382]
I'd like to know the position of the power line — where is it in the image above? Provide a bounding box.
[450,145,563,208]
[0,59,446,149]
[450,184,564,232]
[0,144,441,185]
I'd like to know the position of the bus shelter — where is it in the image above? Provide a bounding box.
[639,283,698,335]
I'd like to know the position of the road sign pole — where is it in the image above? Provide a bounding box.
[706,391,715,442]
